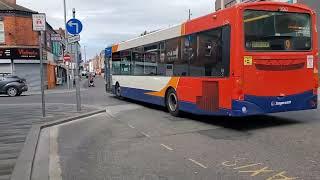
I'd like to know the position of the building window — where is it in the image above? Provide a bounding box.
[0,21,5,43]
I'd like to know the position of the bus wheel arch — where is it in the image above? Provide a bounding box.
[165,87,180,117]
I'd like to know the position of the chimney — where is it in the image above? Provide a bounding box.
[3,0,16,4]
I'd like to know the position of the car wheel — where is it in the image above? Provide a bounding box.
[166,88,180,117]
[7,87,18,97]
[115,83,121,97]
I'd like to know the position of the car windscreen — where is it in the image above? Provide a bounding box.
[244,10,311,51]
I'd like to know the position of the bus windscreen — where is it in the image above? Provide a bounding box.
[244,10,311,51]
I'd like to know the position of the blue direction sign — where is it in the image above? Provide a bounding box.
[66,18,83,35]
[105,47,112,58]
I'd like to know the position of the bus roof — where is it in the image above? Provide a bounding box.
[111,1,314,53]
[112,23,183,53]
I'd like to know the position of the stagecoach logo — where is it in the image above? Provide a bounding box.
[271,101,292,107]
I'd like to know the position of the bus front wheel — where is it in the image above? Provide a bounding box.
[166,88,180,117]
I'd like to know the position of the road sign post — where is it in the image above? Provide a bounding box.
[66,18,83,35]
[67,9,82,112]
[32,13,46,118]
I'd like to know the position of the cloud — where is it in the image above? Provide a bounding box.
[17,0,215,59]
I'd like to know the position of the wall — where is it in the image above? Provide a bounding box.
[3,16,39,46]
[47,64,56,89]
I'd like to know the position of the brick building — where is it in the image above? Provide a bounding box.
[0,0,65,91]
[297,0,319,50]
[88,51,105,75]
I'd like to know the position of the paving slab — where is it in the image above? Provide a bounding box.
[0,103,98,179]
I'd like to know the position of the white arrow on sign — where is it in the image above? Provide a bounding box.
[68,21,79,33]
[68,35,80,44]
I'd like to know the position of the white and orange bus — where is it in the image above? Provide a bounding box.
[106,1,318,117]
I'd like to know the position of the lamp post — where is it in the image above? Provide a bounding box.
[63,0,70,89]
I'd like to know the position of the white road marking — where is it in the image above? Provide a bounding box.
[141,132,151,138]
[128,124,135,129]
[49,127,62,180]
[188,158,208,169]
[160,144,174,151]
[106,104,144,117]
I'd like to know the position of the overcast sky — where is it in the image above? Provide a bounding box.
[17,0,215,60]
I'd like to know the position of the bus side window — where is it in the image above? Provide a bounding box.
[120,50,131,75]
[132,46,144,76]
[221,25,231,77]
[165,37,185,77]
[190,27,223,77]
[112,52,121,75]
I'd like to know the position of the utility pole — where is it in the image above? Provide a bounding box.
[63,0,70,89]
[39,31,45,117]
[73,8,81,112]
[188,9,192,20]
[33,13,47,118]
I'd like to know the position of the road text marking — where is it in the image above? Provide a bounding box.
[141,132,151,138]
[222,157,298,180]
[128,124,135,129]
[160,144,174,151]
[188,158,208,169]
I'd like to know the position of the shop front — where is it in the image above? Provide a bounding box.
[0,47,47,91]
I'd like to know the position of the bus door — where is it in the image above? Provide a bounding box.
[105,48,112,92]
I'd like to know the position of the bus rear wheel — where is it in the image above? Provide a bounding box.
[166,89,180,117]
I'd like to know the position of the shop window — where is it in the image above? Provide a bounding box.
[0,21,5,44]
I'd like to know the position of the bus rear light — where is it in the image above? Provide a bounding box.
[237,88,244,100]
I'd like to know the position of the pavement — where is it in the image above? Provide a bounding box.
[0,77,109,180]
[31,90,320,180]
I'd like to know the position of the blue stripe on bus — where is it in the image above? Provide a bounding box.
[113,86,317,116]
[117,86,165,106]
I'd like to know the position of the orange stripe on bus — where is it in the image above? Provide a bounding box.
[181,23,186,36]
[112,44,119,53]
[146,77,180,97]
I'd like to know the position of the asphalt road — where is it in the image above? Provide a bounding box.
[34,82,320,180]
[1,77,126,108]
